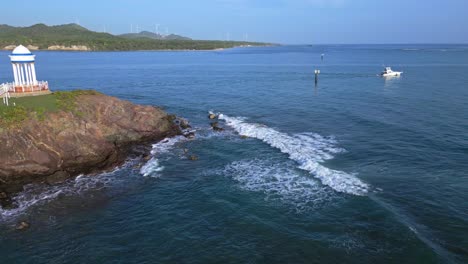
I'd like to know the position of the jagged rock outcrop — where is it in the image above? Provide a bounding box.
[0,93,180,195]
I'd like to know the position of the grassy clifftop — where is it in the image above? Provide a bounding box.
[0,90,100,128]
[0,23,269,51]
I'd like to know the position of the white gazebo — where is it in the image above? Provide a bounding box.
[4,45,49,94]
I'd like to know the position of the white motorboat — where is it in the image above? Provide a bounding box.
[381,67,402,77]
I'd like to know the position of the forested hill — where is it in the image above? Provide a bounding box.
[0,23,268,51]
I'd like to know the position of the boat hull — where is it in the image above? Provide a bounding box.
[382,72,402,77]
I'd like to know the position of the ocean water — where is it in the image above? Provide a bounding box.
[0,45,467,263]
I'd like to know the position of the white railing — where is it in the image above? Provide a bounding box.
[1,83,11,106]
[3,81,49,93]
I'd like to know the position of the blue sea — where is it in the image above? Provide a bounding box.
[0,45,467,263]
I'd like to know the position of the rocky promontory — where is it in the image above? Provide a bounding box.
[0,90,181,201]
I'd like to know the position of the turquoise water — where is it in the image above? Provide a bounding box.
[0,45,467,263]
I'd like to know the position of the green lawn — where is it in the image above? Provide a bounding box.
[0,94,59,112]
[0,90,100,127]
[0,94,58,127]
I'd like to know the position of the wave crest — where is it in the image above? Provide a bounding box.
[218,113,369,195]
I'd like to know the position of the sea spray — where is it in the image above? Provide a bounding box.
[217,113,369,196]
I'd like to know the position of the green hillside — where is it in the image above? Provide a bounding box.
[0,23,268,51]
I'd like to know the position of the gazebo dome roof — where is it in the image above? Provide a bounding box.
[11,45,32,55]
[9,45,35,63]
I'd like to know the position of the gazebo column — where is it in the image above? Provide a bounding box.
[12,63,19,86]
[19,64,25,91]
[25,64,31,86]
[14,64,20,85]
[25,64,30,86]
[17,64,22,85]
[24,64,29,86]
[27,64,33,88]
[31,63,37,85]
[18,64,23,85]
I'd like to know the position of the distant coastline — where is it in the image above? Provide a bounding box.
[1,44,270,52]
[0,23,271,51]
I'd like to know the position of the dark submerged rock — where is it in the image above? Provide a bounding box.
[188,155,198,161]
[184,132,196,139]
[16,221,30,231]
[210,121,224,132]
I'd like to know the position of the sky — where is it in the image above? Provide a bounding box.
[1,0,468,44]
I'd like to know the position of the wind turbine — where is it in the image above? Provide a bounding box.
[155,24,160,35]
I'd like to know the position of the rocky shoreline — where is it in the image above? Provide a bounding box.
[2,44,91,51]
[0,91,183,209]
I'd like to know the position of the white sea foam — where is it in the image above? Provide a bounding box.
[0,164,131,221]
[140,158,165,177]
[140,135,186,177]
[149,136,186,155]
[218,113,369,195]
[221,159,337,210]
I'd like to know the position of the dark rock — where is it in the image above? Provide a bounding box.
[213,126,224,132]
[210,121,224,132]
[143,155,152,161]
[16,221,30,231]
[0,199,15,209]
[184,132,195,139]
[208,114,217,120]
[188,155,198,161]
[178,118,191,130]
[240,135,248,139]
[0,191,14,209]
[2,184,23,195]
[46,171,70,185]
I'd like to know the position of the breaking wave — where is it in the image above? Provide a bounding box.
[221,159,338,210]
[0,164,133,221]
[217,113,369,195]
[140,136,186,177]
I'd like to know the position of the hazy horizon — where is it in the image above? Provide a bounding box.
[2,0,468,44]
